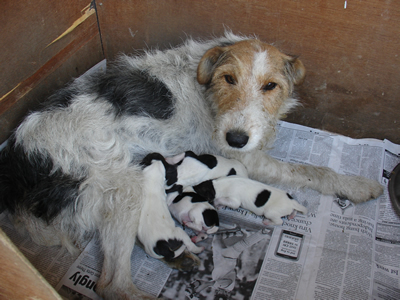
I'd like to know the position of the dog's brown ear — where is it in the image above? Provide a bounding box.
[284,55,306,85]
[197,46,225,85]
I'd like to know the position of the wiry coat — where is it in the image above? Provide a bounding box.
[0,32,383,299]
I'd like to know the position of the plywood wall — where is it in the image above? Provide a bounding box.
[96,0,400,143]
[0,0,399,143]
[0,0,104,142]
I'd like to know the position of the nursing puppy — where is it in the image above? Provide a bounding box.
[165,151,248,204]
[169,188,219,234]
[141,153,219,234]
[138,158,204,260]
[193,176,307,225]
[0,32,383,299]
[166,151,248,186]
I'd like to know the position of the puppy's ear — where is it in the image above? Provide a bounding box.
[197,46,226,85]
[140,152,164,168]
[284,55,306,86]
[202,209,219,227]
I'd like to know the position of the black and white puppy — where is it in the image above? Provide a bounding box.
[193,176,307,225]
[141,153,219,234]
[138,157,204,261]
[166,151,248,185]
[168,187,219,234]
[165,151,248,203]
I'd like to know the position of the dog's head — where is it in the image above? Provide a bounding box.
[197,39,305,152]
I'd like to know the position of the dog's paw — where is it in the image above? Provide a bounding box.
[96,280,155,300]
[338,175,384,203]
[162,249,201,271]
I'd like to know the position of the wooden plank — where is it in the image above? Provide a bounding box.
[0,228,62,299]
[0,0,104,143]
[0,24,98,114]
[97,0,400,143]
[0,23,99,116]
[0,1,99,97]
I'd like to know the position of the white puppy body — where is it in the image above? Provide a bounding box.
[138,160,204,259]
[194,176,307,225]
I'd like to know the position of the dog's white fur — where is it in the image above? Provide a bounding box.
[1,32,383,299]
[196,176,307,225]
[168,187,219,234]
[138,160,203,259]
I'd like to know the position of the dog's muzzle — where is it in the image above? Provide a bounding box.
[226,130,249,148]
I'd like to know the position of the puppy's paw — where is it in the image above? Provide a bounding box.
[287,210,297,220]
[191,233,208,243]
[338,175,383,203]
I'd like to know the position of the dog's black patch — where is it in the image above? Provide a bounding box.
[255,190,271,207]
[227,168,236,176]
[193,180,216,203]
[202,209,219,227]
[140,152,178,186]
[184,151,217,169]
[0,137,84,223]
[40,83,80,110]
[154,239,183,261]
[95,65,174,119]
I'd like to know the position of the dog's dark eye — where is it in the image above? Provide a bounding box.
[224,75,235,85]
[262,82,277,91]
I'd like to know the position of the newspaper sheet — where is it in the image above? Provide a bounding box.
[1,120,399,300]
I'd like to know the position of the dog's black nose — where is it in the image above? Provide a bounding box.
[226,131,249,148]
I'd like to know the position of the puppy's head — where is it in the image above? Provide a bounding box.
[197,39,305,152]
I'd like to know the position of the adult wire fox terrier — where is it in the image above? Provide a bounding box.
[0,32,383,299]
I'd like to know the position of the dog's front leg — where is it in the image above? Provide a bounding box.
[93,171,154,300]
[230,150,383,203]
[97,223,153,300]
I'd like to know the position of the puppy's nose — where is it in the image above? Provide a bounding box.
[226,130,249,148]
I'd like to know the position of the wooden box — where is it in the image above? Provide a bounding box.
[1,0,399,298]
